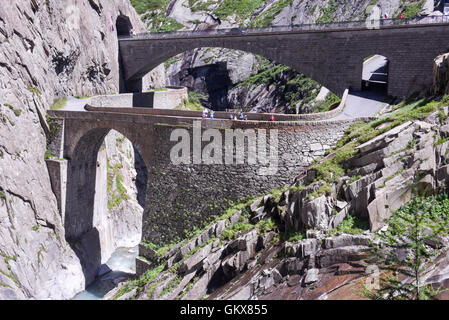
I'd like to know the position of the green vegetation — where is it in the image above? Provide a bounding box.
[237,60,326,113]
[147,15,184,32]
[1,113,15,126]
[303,95,447,200]
[113,264,165,300]
[316,0,338,24]
[248,0,293,27]
[213,0,267,24]
[330,214,369,236]
[164,56,181,69]
[106,159,130,210]
[159,275,182,297]
[130,0,170,14]
[5,104,21,117]
[238,63,289,88]
[132,0,184,32]
[27,86,41,96]
[44,151,56,160]
[146,88,168,92]
[335,98,442,150]
[141,240,181,260]
[401,0,424,19]
[221,221,253,240]
[362,194,449,300]
[50,97,67,110]
[175,91,207,111]
[313,92,341,113]
[280,230,305,242]
[189,0,217,12]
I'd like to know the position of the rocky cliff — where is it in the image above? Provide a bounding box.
[0,0,151,299]
[108,93,449,300]
[135,0,431,113]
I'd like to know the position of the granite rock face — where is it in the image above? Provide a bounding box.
[0,0,150,299]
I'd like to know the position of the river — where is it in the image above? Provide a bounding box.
[73,245,138,300]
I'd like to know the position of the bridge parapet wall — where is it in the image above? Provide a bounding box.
[88,86,188,109]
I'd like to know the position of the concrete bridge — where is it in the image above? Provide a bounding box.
[119,16,449,98]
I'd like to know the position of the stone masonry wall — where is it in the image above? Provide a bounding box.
[120,23,449,99]
[143,120,353,245]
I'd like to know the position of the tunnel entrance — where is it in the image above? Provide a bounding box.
[116,15,133,36]
[361,55,389,94]
[117,15,142,93]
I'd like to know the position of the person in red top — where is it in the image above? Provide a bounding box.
[270,115,275,122]
[399,13,405,20]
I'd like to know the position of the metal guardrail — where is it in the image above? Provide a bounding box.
[120,15,449,40]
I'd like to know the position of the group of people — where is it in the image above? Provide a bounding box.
[229,112,248,121]
[201,109,276,122]
[382,13,405,20]
[201,109,215,119]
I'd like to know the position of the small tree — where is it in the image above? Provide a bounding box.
[362,195,449,300]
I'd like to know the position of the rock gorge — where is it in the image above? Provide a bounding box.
[1,0,449,301]
[0,0,157,299]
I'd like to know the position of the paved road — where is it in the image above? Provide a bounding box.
[332,90,389,120]
[63,88,390,122]
[362,54,388,84]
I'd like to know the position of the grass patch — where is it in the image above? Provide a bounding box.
[313,92,341,113]
[248,0,293,27]
[50,97,67,110]
[401,0,424,19]
[27,86,41,95]
[213,0,266,24]
[106,159,130,210]
[330,214,369,235]
[113,264,165,300]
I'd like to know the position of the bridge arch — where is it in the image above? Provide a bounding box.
[119,36,348,96]
[64,126,148,285]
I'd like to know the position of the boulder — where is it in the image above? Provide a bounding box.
[271,268,283,283]
[178,243,212,274]
[304,268,319,285]
[300,195,330,229]
[368,185,413,232]
[323,234,372,249]
[298,239,320,258]
[317,246,370,268]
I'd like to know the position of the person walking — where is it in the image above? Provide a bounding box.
[270,115,275,122]
[399,13,405,20]
[210,110,215,119]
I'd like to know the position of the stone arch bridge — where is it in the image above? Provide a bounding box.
[47,105,357,281]
[119,19,449,97]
